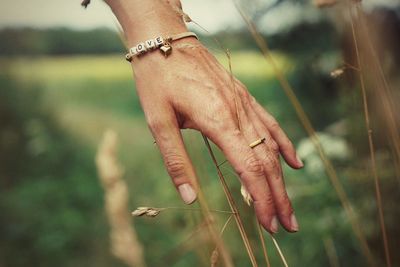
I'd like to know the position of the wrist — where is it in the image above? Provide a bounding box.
[131,36,202,76]
[107,0,187,46]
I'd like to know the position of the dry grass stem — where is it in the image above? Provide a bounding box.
[96,130,146,267]
[178,4,258,265]
[131,206,234,217]
[330,62,360,78]
[355,7,400,170]
[323,237,340,267]
[271,235,289,267]
[159,219,214,265]
[227,50,243,131]
[257,222,271,267]
[172,7,238,265]
[348,4,391,266]
[220,165,253,206]
[203,135,259,267]
[233,2,374,265]
[131,207,161,217]
[210,215,234,267]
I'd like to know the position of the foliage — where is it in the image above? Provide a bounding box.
[0,11,399,266]
[0,27,125,56]
[0,22,335,56]
[0,75,124,267]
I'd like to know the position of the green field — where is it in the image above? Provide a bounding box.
[1,52,387,267]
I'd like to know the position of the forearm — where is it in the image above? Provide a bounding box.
[105,0,187,46]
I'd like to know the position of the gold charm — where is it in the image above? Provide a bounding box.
[160,37,173,57]
[160,45,172,57]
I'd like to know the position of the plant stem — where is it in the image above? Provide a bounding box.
[348,4,391,267]
[257,222,271,267]
[271,235,289,267]
[233,2,374,265]
[323,237,340,267]
[162,207,234,214]
[203,135,259,267]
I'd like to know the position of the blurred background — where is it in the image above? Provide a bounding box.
[0,0,399,266]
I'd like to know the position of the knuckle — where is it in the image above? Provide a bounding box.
[163,150,186,179]
[261,148,281,171]
[266,139,279,154]
[264,193,275,207]
[243,154,264,175]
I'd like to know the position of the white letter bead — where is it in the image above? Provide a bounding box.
[129,46,138,56]
[125,53,132,61]
[154,36,164,47]
[136,43,147,54]
[145,39,156,50]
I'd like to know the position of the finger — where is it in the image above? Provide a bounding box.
[237,114,281,233]
[251,98,303,169]
[243,102,299,232]
[146,107,197,205]
[204,120,278,233]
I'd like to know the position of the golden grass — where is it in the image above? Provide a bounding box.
[96,130,146,267]
[348,3,394,266]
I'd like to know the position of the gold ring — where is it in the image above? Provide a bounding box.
[249,137,266,149]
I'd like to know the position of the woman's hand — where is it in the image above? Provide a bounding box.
[132,39,303,233]
[105,0,303,233]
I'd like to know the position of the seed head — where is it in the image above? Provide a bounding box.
[240,185,253,206]
[131,207,161,217]
[330,68,345,78]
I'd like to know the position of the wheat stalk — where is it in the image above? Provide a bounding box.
[347,3,391,266]
[203,135,259,267]
[96,130,147,267]
[131,206,234,217]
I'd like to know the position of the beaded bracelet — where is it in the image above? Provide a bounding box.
[125,31,198,62]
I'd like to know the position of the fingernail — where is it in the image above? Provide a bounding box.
[270,216,279,233]
[178,183,197,204]
[296,154,304,167]
[290,214,299,232]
